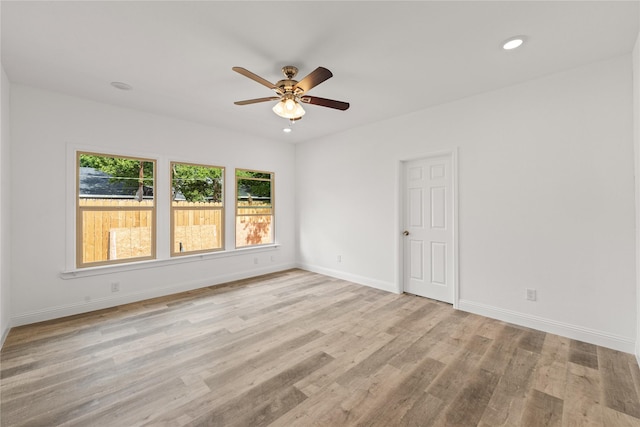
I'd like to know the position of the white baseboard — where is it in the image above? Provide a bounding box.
[458,299,635,354]
[11,263,297,327]
[297,263,399,294]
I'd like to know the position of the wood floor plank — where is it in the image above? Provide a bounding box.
[562,362,604,426]
[353,356,445,427]
[2,269,640,426]
[479,346,540,425]
[425,348,484,403]
[181,351,333,427]
[307,363,405,426]
[519,328,547,354]
[293,330,396,396]
[569,339,599,370]
[532,333,571,400]
[521,389,564,426]
[629,354,640,405]
[477,323,525,375]
[439,367,499,426]
[398,391,446,426]
[388,309,468,370]
[599,346,640,418]
[335,332,420,389]
[600,406,640,427]
[203,329,325,390]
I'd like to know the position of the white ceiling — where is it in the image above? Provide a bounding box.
[2,1,639,144]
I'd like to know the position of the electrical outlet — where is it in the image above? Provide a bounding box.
[111,282,120,292]
[337,255,342,263]
[270,255,275,263]
[253,257,258,265]
[526,288,536,301]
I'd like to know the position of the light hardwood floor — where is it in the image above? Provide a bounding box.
[2,269,640,426]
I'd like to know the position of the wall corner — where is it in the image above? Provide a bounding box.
[633,30,640,364]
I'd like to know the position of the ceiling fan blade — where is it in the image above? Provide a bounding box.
[295,67,333,94]
[300,96,349,111]
[234,96,280,105]
[232,67,277,91]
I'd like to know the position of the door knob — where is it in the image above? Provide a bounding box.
[403,230,410,236]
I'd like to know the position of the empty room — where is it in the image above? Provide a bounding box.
[1,1,640,426]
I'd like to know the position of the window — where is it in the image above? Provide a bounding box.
[171,162,224,256]
[236,169,274,248]
[77,152,155,267]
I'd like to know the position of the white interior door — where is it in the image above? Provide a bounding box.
[402,154,454,303]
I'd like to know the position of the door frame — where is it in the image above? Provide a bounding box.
[397,149,459,308]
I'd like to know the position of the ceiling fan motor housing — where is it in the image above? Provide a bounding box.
[275,79,298,94]
[276,66,302,95]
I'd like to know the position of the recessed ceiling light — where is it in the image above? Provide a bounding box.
[502,36,525,50]
[283,127,292,133]
[110,81,133,91]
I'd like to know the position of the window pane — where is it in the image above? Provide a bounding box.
[172,205,223,253]
[80,209,153,264]
[236,169,274,248]
[79,154,154,204]
[172,164,223,203]
[236,178,272,206]
[236,215,273,247]
[78,153,156,267]
[171,162,225,256]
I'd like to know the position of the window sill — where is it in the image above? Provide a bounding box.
[60,244,281,279]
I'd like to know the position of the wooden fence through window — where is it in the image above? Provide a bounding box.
[79,199,272,264]
[79,199,154,264]
[172,201,223,254]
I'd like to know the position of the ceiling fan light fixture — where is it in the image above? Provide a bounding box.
[272,98,305,119]
[285,98,296,112]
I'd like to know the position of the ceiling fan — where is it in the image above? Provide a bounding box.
[232,65,350,121]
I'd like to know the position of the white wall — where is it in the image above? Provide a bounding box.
[297,55,636,352]
[1,65,11,345]
[9,84,296,325]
